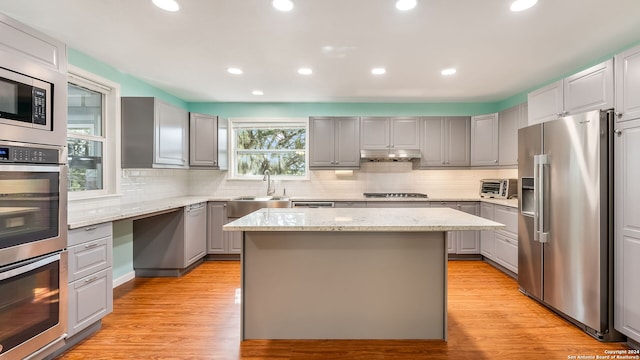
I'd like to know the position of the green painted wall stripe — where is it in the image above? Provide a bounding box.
[187,102,499,118]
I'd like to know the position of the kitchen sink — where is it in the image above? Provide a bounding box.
[227,196,292,218]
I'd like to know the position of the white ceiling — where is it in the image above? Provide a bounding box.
[1,0,640,103]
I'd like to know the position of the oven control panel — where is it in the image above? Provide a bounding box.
[0,145,60,164]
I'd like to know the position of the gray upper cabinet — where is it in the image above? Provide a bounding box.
[614,119,640,343]
[122,97,189,168]
[527,80,563,125]
[497,104,523,166]
[419,116,470,167]
[309,116,360,169]
[527,59,614,125]
[190,112,227,169]
[615,45,640,122]
[518,102,529,129]
[471,113,499,166]
[360,117,419,150]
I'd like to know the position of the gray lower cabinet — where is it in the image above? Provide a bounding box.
[418,117,470,168]
[480,203,518,274]
[430,202,479,254]
[309,117,360,169]
[133,204,207,276]
[67,222,113,338]
[207,202,241,255]
[614,119,640,343]
[122,97,189,168]
[480,202,495,258]
[470,113,499,166]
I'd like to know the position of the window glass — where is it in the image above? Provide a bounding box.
[231,122,307,179]
[67,138,103,191]
[68,85,102,136]
[67,83,105,192]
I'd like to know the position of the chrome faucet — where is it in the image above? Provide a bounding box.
[263,169,275,196]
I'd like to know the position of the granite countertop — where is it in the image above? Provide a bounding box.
[67,195,517,229]
[293,196,518,208]
[222,207,506,232]
[67,196,213,229]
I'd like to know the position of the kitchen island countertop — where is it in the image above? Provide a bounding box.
[223,207,505,232]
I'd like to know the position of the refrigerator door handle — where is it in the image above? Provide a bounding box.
[538,154,549,243]
[533,155,540,242]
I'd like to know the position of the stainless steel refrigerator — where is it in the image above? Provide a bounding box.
[518,109,623,341]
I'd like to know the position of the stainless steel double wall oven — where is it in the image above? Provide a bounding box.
[0,12,69,360]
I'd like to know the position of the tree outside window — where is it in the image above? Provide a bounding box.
[231,120,308,179]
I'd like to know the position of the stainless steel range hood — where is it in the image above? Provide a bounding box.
[360,149,422,162]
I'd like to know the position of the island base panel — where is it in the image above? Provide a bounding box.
[242,231,446,340]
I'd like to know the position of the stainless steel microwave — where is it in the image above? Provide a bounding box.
[480,179,517,199]
[0,68,52,131]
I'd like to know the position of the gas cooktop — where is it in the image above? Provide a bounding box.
[363,192,429,198]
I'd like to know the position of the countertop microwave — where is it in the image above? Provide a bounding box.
[480,179,517,199]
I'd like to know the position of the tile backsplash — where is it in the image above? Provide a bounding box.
[69,163,518,211]
[189,162,518,199]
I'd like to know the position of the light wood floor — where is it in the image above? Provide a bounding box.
[57,260,629,359]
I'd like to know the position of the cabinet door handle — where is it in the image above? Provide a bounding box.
[85,276,99,284]
[84,226,98,232]
[494,160,498,163]
[614,129,623,136]
[615,112,623,118]
[84,242,99,249]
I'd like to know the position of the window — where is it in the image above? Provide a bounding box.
[229,118,308,179]
[67,67,120,197]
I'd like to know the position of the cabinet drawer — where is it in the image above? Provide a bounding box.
[68,222,113,246]
[494,205,518,236]
[68,268,113,337]
[68,236,113,282]
[494,233,518,274]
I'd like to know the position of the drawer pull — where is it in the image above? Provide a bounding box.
[85,276,99,283]
[84,226,99,232]
[84,242,99,249]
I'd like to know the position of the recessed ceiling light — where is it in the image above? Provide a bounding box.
[371,67,386,75]
[395,0,418,11]
[272,0,294,11]
[510,0,537,12]
[297,68,313,75]
[227,67,243,75]
[252,90,264,96]
[152,0,180,12]
[441,68,457,76]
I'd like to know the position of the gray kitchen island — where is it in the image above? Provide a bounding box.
[223,207,504,341]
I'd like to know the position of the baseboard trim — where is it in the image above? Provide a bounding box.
[113,271,135,288]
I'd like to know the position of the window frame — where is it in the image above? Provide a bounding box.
[67,65,121,199]
[228,117,309,180]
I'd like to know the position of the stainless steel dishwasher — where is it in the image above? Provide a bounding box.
[292,201,335,208]
[184,202,207,266]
